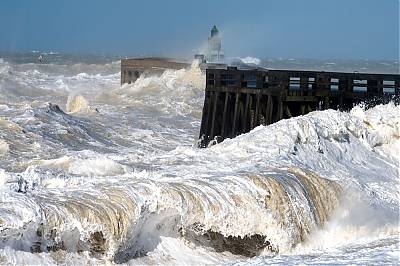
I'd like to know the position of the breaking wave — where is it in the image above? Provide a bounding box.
[0,166,341,261]
[66,93,88,113]
[0,53,398,264]
[240,57,261,65]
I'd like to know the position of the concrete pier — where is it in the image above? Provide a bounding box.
[198,67,400,147]
[121,58,190,85]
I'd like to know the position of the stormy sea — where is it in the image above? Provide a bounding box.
[0,51,398,265]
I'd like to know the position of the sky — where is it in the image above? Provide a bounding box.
[0,0,398,60]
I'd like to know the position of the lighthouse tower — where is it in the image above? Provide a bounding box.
[207,25,225,63]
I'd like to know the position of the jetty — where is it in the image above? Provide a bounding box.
[121,58,190,85]
[198,67,400,147]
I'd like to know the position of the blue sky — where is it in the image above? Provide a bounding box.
[0,0,398,60]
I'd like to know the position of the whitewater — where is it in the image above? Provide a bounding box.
[0,52,398,265]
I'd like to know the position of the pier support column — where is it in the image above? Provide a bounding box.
[254,94,261,128]
[231,93,240,138]
[339,97,343,110]
[324,97,330,110]
[220,92,230,141]
[243,94,250,132]
[199,91,212,146]
[300,105,305,115]
[277,97,284,120]
[266,95,273,125]
[209,92,220,141]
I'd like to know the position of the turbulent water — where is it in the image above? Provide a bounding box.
[0,52,398,265]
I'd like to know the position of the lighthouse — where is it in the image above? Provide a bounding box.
[207,25,224,63]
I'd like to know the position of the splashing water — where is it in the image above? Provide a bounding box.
[0,52,398,265]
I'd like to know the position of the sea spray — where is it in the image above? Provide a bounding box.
[0,53,398,265]
[66,93,88,113]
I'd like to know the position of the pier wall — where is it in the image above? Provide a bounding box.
[121,58,190,85]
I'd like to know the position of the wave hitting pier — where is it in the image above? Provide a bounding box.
[198,67,400,147]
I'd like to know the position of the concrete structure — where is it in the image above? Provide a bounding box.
[121,58,190,85]
[198,67,400,147]
[207,25,224,63]
[196,25,227,72]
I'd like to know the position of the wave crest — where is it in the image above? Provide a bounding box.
[240,56,261,65]
[66,93,88,113]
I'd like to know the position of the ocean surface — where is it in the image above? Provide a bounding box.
[0,51,398,265]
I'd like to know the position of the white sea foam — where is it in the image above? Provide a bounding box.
[66,93,88,113]
[240,56,261,65]
[0,53,398,265]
